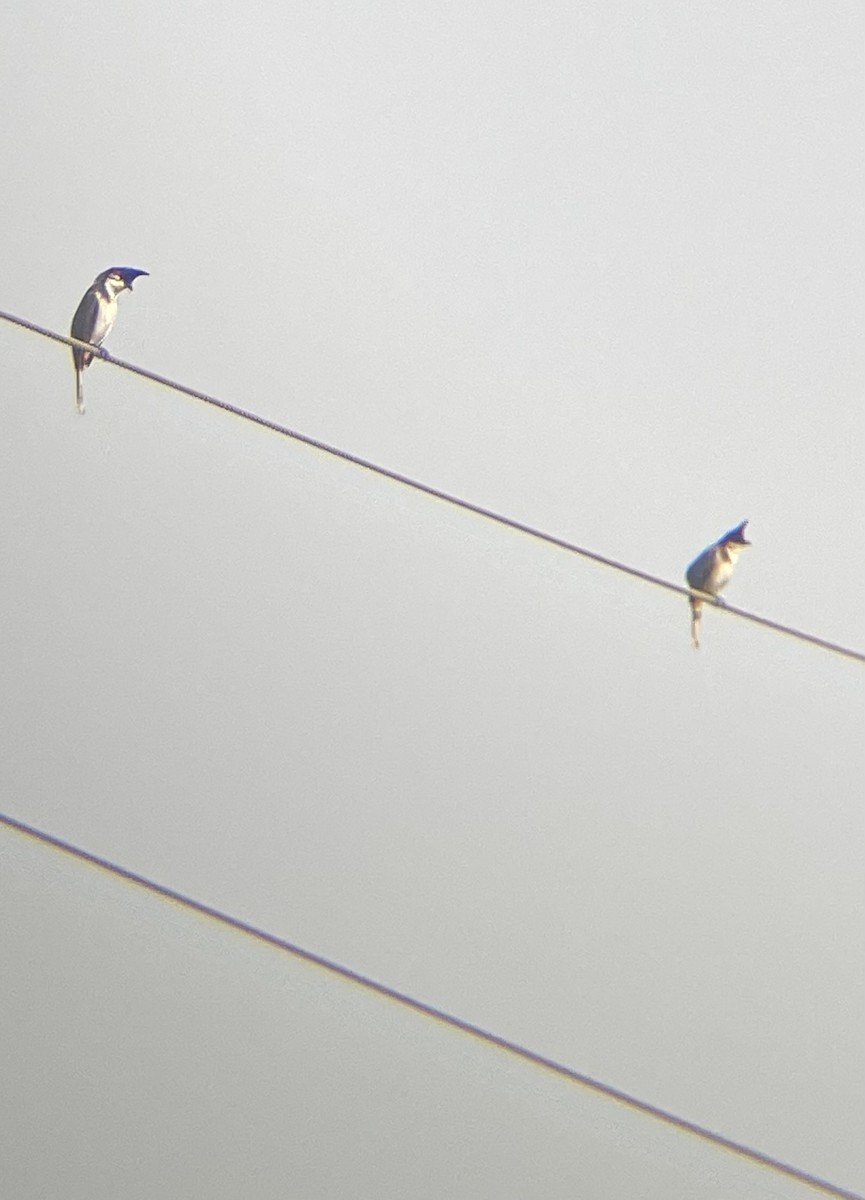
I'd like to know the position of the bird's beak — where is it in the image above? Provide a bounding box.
[124,269,149,291]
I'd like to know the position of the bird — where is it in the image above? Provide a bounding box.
[69,267,148,413]
[685,521,751,648]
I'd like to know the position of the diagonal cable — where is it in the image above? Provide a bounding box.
[1,810,862,1200]
[2,310,863,665]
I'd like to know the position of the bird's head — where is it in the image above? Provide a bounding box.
[98,267,149,294]
[720,521,751,550]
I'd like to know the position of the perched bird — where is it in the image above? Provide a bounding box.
[685,521,751,648]
[69,267,148,413]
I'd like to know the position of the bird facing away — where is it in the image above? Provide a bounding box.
[69,267,148,414]
[685,521,751,648]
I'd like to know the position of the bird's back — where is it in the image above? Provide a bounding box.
[686,545,718,592]
[70,288,115,359]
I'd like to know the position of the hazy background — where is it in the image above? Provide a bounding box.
[1,2,863,1197]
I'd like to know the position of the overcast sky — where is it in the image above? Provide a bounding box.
[1,2,863,1197]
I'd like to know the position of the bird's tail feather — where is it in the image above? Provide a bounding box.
[689,596,702,649]
[75,367,85,415]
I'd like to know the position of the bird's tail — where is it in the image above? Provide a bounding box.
[74,364,85,415]
[689,596,702,649]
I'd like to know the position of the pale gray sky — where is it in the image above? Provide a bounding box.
[1,1,863,1197]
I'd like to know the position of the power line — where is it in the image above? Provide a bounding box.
[1,810,861,1200]
[5,313,861,1193]
[2,309,864,666]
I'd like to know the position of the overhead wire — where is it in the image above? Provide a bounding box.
[1,810,862,1200]
[1,308,864,666]
[2,314,862,1196]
